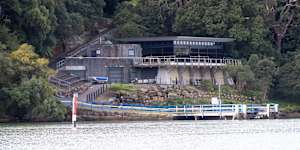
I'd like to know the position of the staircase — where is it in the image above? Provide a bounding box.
[53,28,114,70]
[49,71,86,88]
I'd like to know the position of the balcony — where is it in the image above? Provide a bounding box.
[133,56,241,67]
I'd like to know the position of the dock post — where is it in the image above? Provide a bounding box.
[267,104,270,118]
[274,104,279,113]
[72,93,78,128]
[242,104,247,119]
[274,104,279,118]
[234,104,239,120]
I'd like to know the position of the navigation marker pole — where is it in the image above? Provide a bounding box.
[72,93,78,128]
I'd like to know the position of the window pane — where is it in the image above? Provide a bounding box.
[128,49,135,57]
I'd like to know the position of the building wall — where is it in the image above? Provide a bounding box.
[65,58,134,83]
[156,67,179,84]
[155,66,225,85]
[65,56,226,85]
[81,44,142,57]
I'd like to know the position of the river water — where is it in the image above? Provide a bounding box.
[0,119,300,150]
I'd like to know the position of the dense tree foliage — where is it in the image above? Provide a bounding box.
[0,0,106,57]
[0,44,66,121]
[275,51,300,101]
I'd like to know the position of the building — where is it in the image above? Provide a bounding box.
[60,36,241,85]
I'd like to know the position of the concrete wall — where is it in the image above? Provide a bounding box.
[81,44,142,57]
[156,67,179,84]
[65,58,134,83]
[213,69,225,85]
[156,66,225,85]
[116,44,142,57]
[65,58,225,85]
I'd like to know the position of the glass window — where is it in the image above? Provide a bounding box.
[128,49,135,57]
[96,50,101,55]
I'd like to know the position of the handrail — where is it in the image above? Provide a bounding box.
[133,57,241,67]
[60,100,278,114]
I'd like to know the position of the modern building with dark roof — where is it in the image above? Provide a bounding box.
[54,36,240,86]
[118,36,235,58]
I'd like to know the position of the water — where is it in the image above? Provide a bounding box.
[0,119,300,150]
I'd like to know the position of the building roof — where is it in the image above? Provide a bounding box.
[118,36,235,43]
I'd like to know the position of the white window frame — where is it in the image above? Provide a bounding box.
[128,49,135,57]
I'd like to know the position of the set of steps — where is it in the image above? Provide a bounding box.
[49,72,86,88]
[54,28,114,70]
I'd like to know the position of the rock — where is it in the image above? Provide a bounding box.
[157,92,163,97]
[168,92,178,98]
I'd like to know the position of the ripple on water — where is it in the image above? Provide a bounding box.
[0,119,300,150]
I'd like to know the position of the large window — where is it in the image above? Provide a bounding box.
[128,49,135,57]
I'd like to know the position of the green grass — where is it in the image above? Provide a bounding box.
[270,99,300,112]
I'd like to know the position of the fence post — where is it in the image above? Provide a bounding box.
[234,104,239,120]
[242,104,247,119]
[274,104,279,113]
[267,104,270,118]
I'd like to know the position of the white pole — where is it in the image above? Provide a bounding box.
[72,93,78,128]
[274,104,279,113]
[218,84,222,118]
[234,104,239,120]
[267,104,270,118]
[218,84,221,100]
[242,104,247,119]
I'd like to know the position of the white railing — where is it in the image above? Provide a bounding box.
[133,57,241,67]
[60,100,278,118]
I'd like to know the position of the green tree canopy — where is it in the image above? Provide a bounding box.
[0,44,66,121]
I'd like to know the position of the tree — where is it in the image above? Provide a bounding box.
[0,25,19,51]
[0,44,66,121]
[276,51,300,101]
[7,77,66,121]
[225,65,255,92]
[174,0,274,57]
[113,2,146,37]
[264,0,300,53]
[266,0,300,47]
[253,58,276,100]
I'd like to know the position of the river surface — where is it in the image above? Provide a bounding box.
[0,119,300,150]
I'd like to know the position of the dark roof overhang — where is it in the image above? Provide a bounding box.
[117,36,235,43]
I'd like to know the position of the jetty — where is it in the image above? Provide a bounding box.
[60,100,279,120]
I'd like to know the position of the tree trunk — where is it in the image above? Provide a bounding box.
[274,33,283,53]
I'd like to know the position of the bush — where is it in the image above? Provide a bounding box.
[109,84,135,97]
